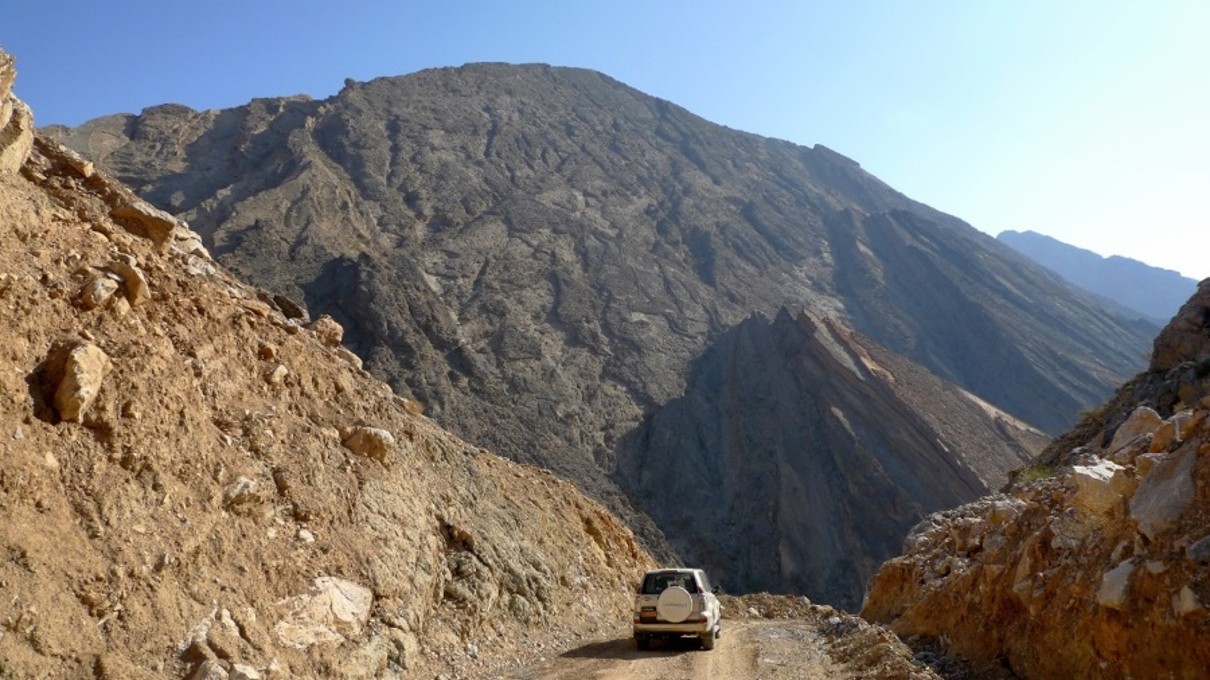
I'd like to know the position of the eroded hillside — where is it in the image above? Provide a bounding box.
[49,65,1153,606]
[863,280,1210,678]
[0,51,652,679]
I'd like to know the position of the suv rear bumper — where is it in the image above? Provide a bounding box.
[633,620,714,636]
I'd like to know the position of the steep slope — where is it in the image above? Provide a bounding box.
[999,229,1195,324]
[49,66,1150,440]
[863,279,1210,679]
[49,63,1151,599]
[0,53,652,679]
[617,308,1045,609]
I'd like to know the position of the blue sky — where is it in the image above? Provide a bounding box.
[3,1,1207,279]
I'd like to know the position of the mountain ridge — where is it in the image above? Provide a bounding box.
[998,228,1196,324]
[50,61,1152,603]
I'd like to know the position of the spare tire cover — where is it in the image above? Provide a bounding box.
[656,586,693,623]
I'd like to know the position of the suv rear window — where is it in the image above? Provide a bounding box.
[641,572,698,594]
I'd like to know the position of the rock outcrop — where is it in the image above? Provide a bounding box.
[863,279,1210,679]
[0,51,34,173]
[1152,278,1210,372]
[0,50,653,679]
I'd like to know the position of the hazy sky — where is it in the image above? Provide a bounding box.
[3,1,1206,279]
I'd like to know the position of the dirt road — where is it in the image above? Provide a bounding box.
[498,620,844,679]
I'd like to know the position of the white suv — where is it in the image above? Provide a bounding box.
[632,568,722,650]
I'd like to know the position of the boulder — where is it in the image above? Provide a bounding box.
[188,660,229,680]
[53,342,111,423]
[1070,459,1133,516]
[335,347,363,370]
[78,277,119,310]
[308,315,343,347]
[272,293,307,321]
[229,663,262,680]
[1096,559,1135,610]
[107,258,149,305]
[109,198,185,251]
[273,577,373,650]
[266,364,289,385]
[341,426,395,463]
[0,98,33,173]
[1129,448,1197,540]
[1107,406,1163,458]
[1173,586,1204,617]
[222,477,260,511]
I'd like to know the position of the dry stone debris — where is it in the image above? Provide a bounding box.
[273,577,373,650]
[78,276,119,309]
[341,426,395,462]
[107,257,150,305]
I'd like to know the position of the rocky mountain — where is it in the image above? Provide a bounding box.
[616,308,1046,609]
[863,279,1210,678]
[999,229,1196,324]
[49,63,1153,604]
[0,52,654,679]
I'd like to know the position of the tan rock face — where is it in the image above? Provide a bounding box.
[0,47,654,678]
[864,388,1210,679]
[0,52,33,173]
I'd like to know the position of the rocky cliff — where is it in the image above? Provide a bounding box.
[49,63,1153,606]
[0,52,652,679]
[617,308,1046,609]
[863,279,1210,678]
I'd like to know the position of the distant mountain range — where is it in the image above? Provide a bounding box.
[998,230,1197,324]
[48,63,1151,605]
